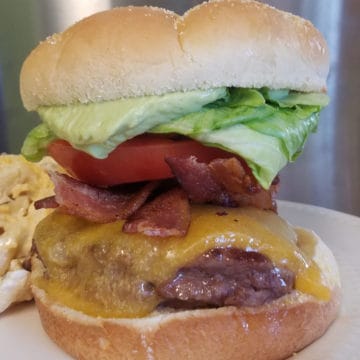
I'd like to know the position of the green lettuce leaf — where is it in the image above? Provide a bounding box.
[36,87,227,159]
[151,88,326,189]
[194,125,288,189]
[21,123,57,162]
[246,107,320,160]
[22,87,327,189]
[261,87,330,108]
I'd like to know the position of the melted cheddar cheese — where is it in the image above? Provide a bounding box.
[33,206,330,318]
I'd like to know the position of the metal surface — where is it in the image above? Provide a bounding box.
[0,0,359,216]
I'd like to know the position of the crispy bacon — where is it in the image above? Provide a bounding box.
[166,156,277,211]
[123,187,190,237]
[209,158,278,211]
[209,158,262,194]
[36,172,158,223]
[120,181,160,219]
[165,156,235,206]
[34,195,59,209]
[35,155,278,236]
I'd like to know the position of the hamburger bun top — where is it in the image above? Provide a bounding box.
[20,0,329,111]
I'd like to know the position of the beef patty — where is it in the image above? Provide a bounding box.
[157,247,294,309]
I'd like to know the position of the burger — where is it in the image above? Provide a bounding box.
[20,1,340,359]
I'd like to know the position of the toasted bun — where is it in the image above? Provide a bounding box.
[31,230,340,360]
[20,0,329,111]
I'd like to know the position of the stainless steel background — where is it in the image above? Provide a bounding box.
[0,0,359,216]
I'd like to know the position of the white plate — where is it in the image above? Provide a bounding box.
[0,201,359,359]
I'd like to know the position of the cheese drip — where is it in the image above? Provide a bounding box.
[33,206,330,318]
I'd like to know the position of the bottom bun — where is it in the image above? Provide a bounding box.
[32,285,340,360]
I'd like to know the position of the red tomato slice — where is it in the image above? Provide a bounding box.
[48,135,233,186]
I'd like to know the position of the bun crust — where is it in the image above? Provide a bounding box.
[31,230,340,360]
[32,287,340,360]
[20,0,329,111]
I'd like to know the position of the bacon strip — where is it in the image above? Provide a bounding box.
[35,155,277,236]
[34,195,59,209]
[166,156,277,211]
[209,158,262,194]
[36,172,158,223]
[165,156,235,206]
[209,158,278,211]
[120,181,160,219]
[123,187,190,237]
